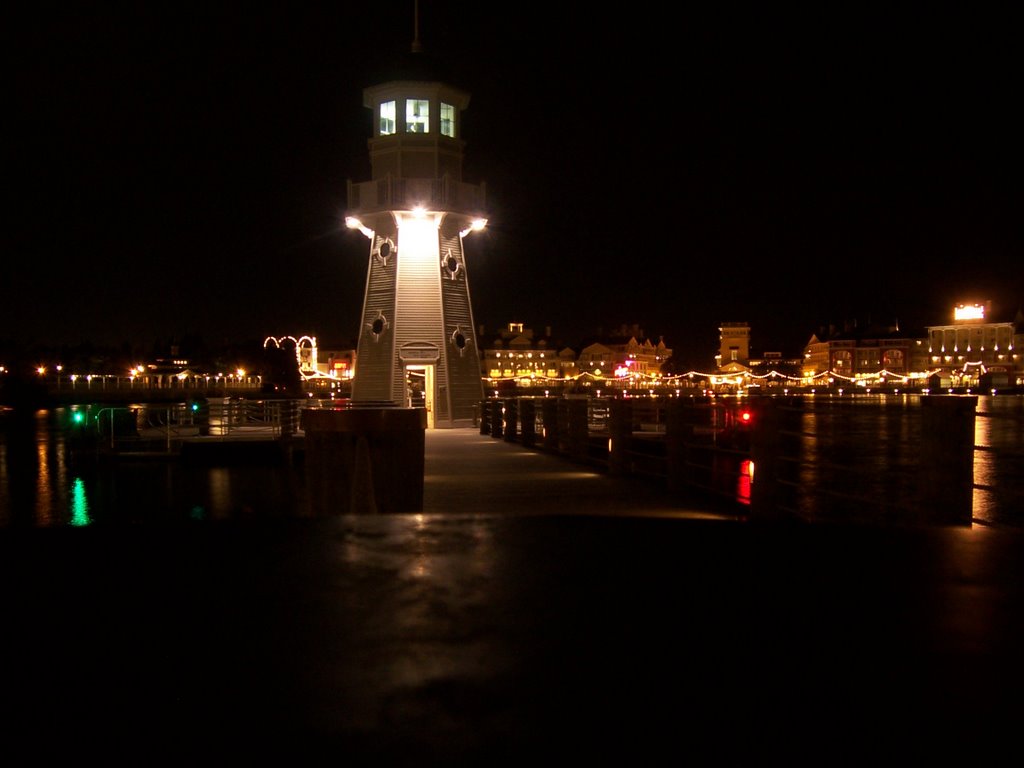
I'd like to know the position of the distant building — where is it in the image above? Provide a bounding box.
[478,322,672,389]
[926,301,1023,388]
[747,351,802,380]
[576,325,672,381]
[800,322,930,383]
[716,322,751,368]
[479,323,572,384]
[317,347,357,381]
[715,322,801,387]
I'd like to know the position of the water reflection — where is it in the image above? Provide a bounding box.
[736,459,752,505]
[972,397,1024,526]
[34,441,52,526]
[784,395,1022,526]
[974,406,995,523]
[208,467,233,521]
[70,477,90,526]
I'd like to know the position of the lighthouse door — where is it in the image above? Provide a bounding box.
[405,364,435,429]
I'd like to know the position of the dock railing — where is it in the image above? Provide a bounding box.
[69,398,334,456]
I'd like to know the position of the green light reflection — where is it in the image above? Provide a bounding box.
[70,477,91,526]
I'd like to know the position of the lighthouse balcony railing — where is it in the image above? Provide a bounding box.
[347,176,485,214]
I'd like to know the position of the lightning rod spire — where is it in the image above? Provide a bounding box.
[411,0,422,53]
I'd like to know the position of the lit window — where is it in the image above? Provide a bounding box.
[440,103,455,137]
[380,101,396,135]
[406,99,429,133]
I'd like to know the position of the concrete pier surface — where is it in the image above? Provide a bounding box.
[1,429,1022,763]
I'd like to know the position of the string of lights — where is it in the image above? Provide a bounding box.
[484,368,949,387]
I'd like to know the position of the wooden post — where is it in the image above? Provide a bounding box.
[556,399,571,455]
[918,396,977,525]
[566,399,589,461]
[608,399,633,476]
[749,398,783,520]
[665,401,694,494]
[503,398,518,442]
[479,400,490,435]
[520,399,537,448]
[541,398,559,451]
[490,399,504,439]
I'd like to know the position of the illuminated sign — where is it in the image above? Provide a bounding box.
[954,303,985,321]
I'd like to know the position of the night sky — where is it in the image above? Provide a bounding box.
[8,3,1022,368]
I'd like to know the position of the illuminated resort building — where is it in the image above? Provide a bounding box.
[801,322,930,385]
[575,326,672,380]
[716,322,751,368]
[926,302,1023,388]
[480,323,576,383]
[798,303,1024,389]
[714,322,801,387]
[344,38,488,427]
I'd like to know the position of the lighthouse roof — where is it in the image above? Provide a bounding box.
[369,49,463,91]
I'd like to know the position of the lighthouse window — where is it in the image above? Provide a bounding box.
[406,99,430,133]
[380,101,396,135]
[440,103,455,137]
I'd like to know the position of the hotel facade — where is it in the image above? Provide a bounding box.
[800,302,1022,389]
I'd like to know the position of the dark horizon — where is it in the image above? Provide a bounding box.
[7,3,1022,368]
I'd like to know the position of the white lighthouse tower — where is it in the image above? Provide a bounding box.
[345,24,487,428]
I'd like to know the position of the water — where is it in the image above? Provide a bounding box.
[1,396,1022,528]
[777,395,1023,527]
[0,407,310,528]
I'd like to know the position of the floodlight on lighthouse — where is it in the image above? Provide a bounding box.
[345,216,374,240]
[459,218,488,238]
[395,210,441,265]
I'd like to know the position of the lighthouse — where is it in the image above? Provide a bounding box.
[344,26,487,428]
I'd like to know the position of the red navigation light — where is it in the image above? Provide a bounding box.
[738,409,753,425]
